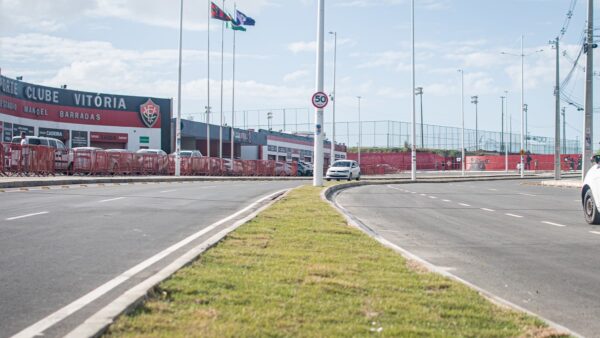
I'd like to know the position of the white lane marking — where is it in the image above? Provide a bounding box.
[442,199,451,202]
[160,190,177,193]
[429,196,437,199]
[488,188,498,191]
[98,197,125,203]
[420,194,427,197]
[458,203,471,207]
[519,193,537,197]
[481,208,495,212]
[590,231,600,236]
[6,211,49,221]
[11,189,286,338]
[411,192,416,194]
[505,213,523,218]
[542,221,566,227]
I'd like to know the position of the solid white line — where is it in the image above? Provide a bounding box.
[481,208,495,212]
[590,231,600,236]
[542,221,567,227]
[505,213,523,218]
[11,190,285,338]
[6,211,49,221]
[458,203,471,207]
[98,197,125,203]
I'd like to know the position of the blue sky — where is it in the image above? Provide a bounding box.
[0,0,597,143]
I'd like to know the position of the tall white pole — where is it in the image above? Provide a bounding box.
[357,96,362,166]
[554,37,561,180]
[230,4,236,166]
[175,0,184,176]
[330,31,337,165]
[459,69,465,176]
[207,0,211,158]
[520,35,525,178]
[504,90,509,172]
[582,0,594,180]
[410,0,417,181]
[313,0,325,187]
[219,0,225,159]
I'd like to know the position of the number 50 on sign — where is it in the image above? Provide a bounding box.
[312,92,329,109]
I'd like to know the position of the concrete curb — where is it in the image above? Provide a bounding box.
[537,180,582,188]
[321,178,582,338]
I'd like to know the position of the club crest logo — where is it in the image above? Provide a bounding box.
[140,99,160,128]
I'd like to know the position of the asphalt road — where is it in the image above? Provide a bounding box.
[336,180,600,337]
[0,180,303,338]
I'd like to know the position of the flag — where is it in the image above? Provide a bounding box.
[236,10,255,26]
[227,21,247,31]
[211,2,232,21]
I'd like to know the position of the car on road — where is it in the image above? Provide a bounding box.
[326,160,360,181]
[582,155,600,224]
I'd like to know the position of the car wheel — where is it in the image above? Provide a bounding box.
[326,178,331,181]
[348,173,352,181]
[584,189,600,224]
[356,174,360,181]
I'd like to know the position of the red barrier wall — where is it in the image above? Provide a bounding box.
[466,154,582,171]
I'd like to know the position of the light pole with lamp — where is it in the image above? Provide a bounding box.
[329,31,337,164]
[357,96,362,166]
[501,36,543,178]
[457,69,465,176]
[471,95,479,150]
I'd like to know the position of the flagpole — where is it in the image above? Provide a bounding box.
[219,0,225,159]
[175,0,184,176]
[231,3,236,167]
[207,0,211,159]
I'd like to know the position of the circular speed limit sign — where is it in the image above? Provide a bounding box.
[312,92,329,109]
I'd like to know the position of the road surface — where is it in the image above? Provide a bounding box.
[336,180,598,337]
[0,180,303,338]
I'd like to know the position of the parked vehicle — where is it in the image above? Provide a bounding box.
[177,150,203,158]
[297,161,313,176]
[136,149,169,174]
[106,149,139,174]
[11,136,73,173]
[275,161,293,176]
[582,155,600,224]
[326,160,361,181]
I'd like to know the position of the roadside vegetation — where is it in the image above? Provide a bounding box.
[106,185,563,337]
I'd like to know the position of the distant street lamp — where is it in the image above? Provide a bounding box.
[329,31,338,164]
[415,87,424,148]
[357,96,362,166]
[471,95,479,150]
[457,69,465,176]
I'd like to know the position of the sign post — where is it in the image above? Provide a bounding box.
[313,0,326,187]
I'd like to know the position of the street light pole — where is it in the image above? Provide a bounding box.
[357,96,362,166]
[313,0,325,187]
[329,31,337,165]
[471,95,479,151]
[410,0,417,181]
[501,95,506,153]
[415,87,424,148]
[175,0,184,176]
[562,107,566,154]
[458,69,465,176]
[504,90,509,172]
[520,35,525,178]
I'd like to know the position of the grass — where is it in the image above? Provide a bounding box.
[106,185,562,337]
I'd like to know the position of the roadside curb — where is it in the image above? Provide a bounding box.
[537,180,582,188]
[0,176,310,189]
[321,178,583,338]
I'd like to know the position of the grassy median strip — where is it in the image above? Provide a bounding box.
[106,185,559,337]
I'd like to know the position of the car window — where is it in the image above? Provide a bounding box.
[333,161,351,167]
[56,141,65,150]
[28,138,41,145]
[47,139,56,148]
[11,137,21,144]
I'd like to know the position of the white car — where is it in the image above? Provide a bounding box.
[326,160,361,181]
[583,155,600,224]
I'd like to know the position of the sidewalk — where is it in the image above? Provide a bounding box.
[538,179,582,188]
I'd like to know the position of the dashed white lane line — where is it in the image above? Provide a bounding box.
[411,192,416,194]
[542,221,567,227]
[505,213,523,218]
[6,211,49,221]
[420,194,427,197]
[590,231,600,236]
[442,199,451,202]
[481,208,495,212]
[519,193,537,197]
[160,190,177,193]
[488,188,498,191]
[429,196,437,199]
[98,197,125,203]
[458,203,471,207]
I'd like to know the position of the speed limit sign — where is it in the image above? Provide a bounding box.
[312,92,329,109]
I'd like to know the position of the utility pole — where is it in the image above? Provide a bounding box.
[582,0,595,180]
[458,69,465,176]
[520,35,525,178]
[562,107,566,154]
[329,31,337,164]
[471,96,479,150]
[524,103,529,151]
[357,96,362,166]
[504,90,509,172]
[175,0,184,176]
[410,0,417,181]
[552,37,561,180]
[415,87,424,148]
